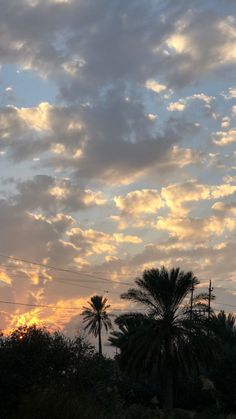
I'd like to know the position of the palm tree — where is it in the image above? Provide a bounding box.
[211,310,236,343]
[110,267,215,409]
[210,311,236,409]
[81,295,112,356]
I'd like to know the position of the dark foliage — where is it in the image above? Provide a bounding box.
[209,311,236,413]
[110,267,218,409]
[0,269,236,418]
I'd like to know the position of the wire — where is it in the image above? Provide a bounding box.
[0,255,235,314]
[0,300,74,310]
[0,255,134,286]
[0,273,110,293]
[4,255,235,290]
[0,299,229,317]
[0,262,140,277]
[0,270,128,289]
[53,279,109,293]
[0,299,146,313]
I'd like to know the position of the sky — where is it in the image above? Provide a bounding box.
[0,0,236,351]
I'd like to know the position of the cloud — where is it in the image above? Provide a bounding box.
[213,129,236,146]
[0,270,12,285]
[0,102,86,161]
[13,175,106,213]
[212,201,236,215]
[221,87,236,99]
[0,96,199,185]
[166,92,216,116]
[145,79,167,94]
[128,237,236,287]
[162,12,236,87]
[67,96,196,184]
[146,113,158,121]
[221,116,230,128]
[16,102,53,131]
[154,181,236,241]
[113,189,163,229]
[6,296,88,334]
[112,233,141,244]
[0,198,77,265]
[0,0,234,101]
[224,175,236,184]
[188,93,214,105]
[114,180,236,224]
[114,189,163,216]
[67,227,142,256]
[0,178,108,293]
[210,184,236,199]
[161,180,210,216]
[156,214,236,242]
[161,180,236,215]
[167,100,186,112]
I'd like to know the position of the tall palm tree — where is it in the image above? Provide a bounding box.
[82,295,112,356]
[110,267,215,409]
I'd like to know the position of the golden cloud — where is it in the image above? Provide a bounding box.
[156,214,236,241]
[17,102,53,131]
[114,189,163,216]
[0,270,12,285]
[213,129,236,146]
[67,227,142,256]
[161,180,236,216]
[167,100,186,112]
[145,79,167,93]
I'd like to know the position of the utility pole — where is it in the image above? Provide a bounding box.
[208,280,214,320]
[189,279,194,323]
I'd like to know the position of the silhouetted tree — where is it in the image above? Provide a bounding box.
[209,311,236,411]
[82,295,112,355]
[110,267,216,409]
[211,310,236,343]
[0,325,76,415]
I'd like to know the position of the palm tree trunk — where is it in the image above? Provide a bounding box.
[98,316,102,356]
[163,339,173,409]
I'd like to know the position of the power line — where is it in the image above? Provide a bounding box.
[1,255,236,290]
[52,279,109,293]
[0,300,80,310]
[0,270,128,289]
[0,254,134,286]
[1,267,236,308]
[3,265,236,294]
[2,254,235,291]
[1,254,236,313]
[0,272,110,293]
[0,254,114,281]
[0,262,138,278]
[0,299,148,313]
[0,299,229,317]
[4,269,236,299]
[0,268,219,295]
